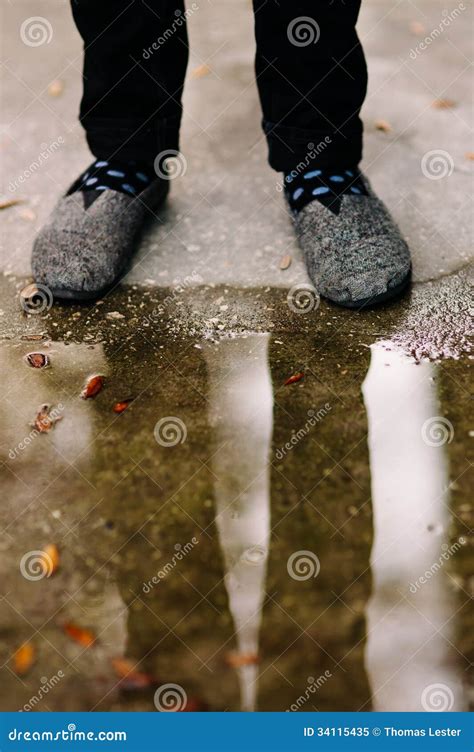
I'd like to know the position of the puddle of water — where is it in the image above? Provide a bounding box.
[0,281,471,712]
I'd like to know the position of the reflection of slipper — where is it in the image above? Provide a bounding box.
[32,179,168,301]
[291,173,412,309]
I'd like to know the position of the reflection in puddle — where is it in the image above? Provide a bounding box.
[204,335,272,711]
[363,344,464,711]
[0,281,470,712]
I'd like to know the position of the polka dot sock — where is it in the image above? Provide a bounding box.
[283,166,368,216]
[67,159,156,205]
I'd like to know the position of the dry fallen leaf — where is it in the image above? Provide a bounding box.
[32,404,63,433]
[25,352,49,369]
[279,254,292,271]
[113,399,133,414]
[42,543,60,576]
[191,63,211,79]
[64,623,96,648]
[19,208,36,222]
[0,198,23,210]
[284,372,304,386]
[409,21,425,35]
[111,657,158,689]
[374,119,392,133]
[81,375,105,399]
[47,79,64,97]
[105,311,125,321]
[225,651,260,668]
[21,333,48,341]
[432,98,456,109]
[13,642,35,675]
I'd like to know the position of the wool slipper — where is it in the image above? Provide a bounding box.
[31,178,168,301]
[290,173,411,309]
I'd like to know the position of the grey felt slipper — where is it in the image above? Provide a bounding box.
[292,173,411,309]
[31,179,169,301]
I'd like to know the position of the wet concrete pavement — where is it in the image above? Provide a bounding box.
[0,0,473,714]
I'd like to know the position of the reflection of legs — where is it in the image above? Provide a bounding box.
[258,336,373,711]
[363,346,464,711]
[30,335,238,711]
[203,335,273,711]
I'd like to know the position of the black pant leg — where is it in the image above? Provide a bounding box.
[252,0,368,172]
[71,0,190,162]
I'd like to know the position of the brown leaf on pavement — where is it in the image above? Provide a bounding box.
[25,352,50,369]
[279,255,292,270]
[81,375,105,399]
[111,657,158,690]
[113,399,133,414]
[190,64,211,79]
[0,199,23,210]
[47,79,64,97]
[42,544,60,576]
[431,98,456,109]
[409,21,425,35]
[13,642,35,675]
[374,119,392,132]
[64,623,96,648]
[284,372,304,386]
[32,404,63,433]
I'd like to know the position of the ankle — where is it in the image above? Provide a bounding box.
[283,165,367,215]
